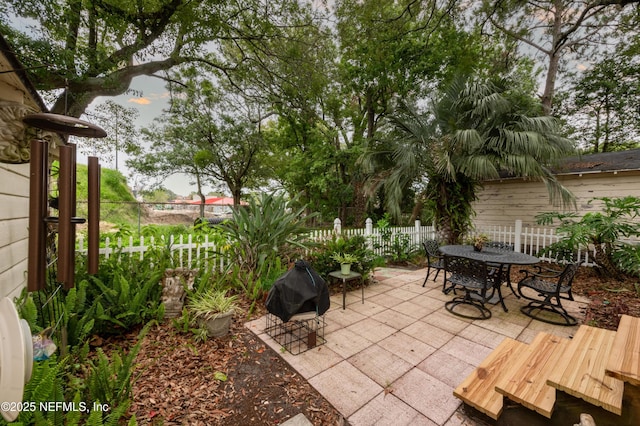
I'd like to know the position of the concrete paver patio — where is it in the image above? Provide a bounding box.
[246,267,589,425]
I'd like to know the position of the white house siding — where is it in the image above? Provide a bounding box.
[472,171,640,229]
[0,44,44,299]
[0,162,30,299]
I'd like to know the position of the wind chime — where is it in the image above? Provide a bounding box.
[24,112,106,290]
[1,113,106,422]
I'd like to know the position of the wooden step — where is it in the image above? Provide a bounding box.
[606,314,640,386]
[546,325,624,415]
[495,332,570,418]
[453,338,528,420]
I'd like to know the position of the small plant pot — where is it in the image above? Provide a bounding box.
[473,243,483,252]
[340,263,352,275]
[203,310,235,337]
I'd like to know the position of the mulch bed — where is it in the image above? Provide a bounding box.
[126,300,346,426]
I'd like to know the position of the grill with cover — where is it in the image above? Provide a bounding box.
[264,260,329,354]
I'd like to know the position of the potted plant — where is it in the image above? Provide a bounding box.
[331,252,359,275]
[468,233,489,252]
[187,289,239,337]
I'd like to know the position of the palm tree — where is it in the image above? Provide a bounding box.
[362,77,576,243]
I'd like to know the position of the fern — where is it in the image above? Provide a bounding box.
[1,356,66,426]
[15,290,40,332]
[86,324,150,410]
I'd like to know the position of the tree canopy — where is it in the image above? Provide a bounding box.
[0,0,317,117]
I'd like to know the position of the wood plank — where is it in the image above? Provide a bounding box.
[454,338,528,420]
[606,314,640,386]
[546,325,624,415]
[495,332,570,418]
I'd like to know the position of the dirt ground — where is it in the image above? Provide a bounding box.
[123,264,639,425]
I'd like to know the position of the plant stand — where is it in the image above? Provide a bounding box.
[328,270,363,309]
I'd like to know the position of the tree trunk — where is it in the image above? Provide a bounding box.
[408,197,424,224]
[541,50,560,115]
[593,242,623,280]
[195,172,205,218]
[232,187,242,208]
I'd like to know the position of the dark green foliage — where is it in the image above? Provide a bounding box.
[217,193,317,303]
[374,214,419,263]
[536,196,640,279]
[378,75,575,243]
[219,193,317,271]
[85,326,150,413]
[308,234,383,279]
[70,227,171,337]
[0,356,66,426]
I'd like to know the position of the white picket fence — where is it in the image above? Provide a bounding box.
[77,218,639,269]
[77,234,229,271]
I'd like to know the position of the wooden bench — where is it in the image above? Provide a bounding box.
[495,332,569,418]
[605,314,640,386]
[453,338,527,420]
[546,325,624,415]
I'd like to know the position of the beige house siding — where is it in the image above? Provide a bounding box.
[0,163,30,299]
[473,171,640,229]
[0,39,46,299]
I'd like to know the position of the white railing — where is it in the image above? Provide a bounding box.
[77,218,639,269]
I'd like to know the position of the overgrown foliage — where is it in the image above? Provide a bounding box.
[374,214,419,263]
[308,234,383,280]
[374,75,576,243]
[536,196,640,280]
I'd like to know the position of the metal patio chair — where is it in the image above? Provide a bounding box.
[517,261,582,326]
[444,255,505,320]
[422,240,445,289]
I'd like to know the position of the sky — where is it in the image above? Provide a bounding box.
[76,75,213,198]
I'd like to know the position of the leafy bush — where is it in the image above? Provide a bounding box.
[0,356,66,426]
[536,196,640,279]
[308,234,383,279]
[219,192,317,271]
[72,229,170,336]
[374,214,419,263]
[217,193,316,304]
[85,325,149,412]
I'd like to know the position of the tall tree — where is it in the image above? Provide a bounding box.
[78,100,139,170]
[131,122,212,216]
[368,76,576,243]
[129,69,267,209]
[334,0,477,223]
[0,0,315,118]
[564,54,640,152]
[481,0,640,115]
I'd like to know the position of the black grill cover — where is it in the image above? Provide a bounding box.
[265,260,330,322]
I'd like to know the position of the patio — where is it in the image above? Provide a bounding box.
[246,266,590,425]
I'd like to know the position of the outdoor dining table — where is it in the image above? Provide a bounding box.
[438,245,539,266]
[438,245,540,304]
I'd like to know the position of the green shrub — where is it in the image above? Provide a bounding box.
[374,213,419,263]
[218,192,317,271]
[536,196,640,280]
[308,234,383,279]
